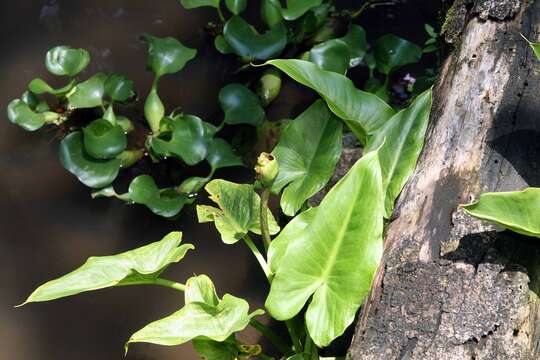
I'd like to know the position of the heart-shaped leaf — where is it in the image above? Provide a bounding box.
[225,0,247,15]
[308,39,350,74]
[266,148,384,347]
[59,131,121,188]
[266,59,395,143]
[219,83,265,126]
[374,34,422,75]
[462,188,540,238]
[197,179,280,244]
[207,138,243,172]
[223,16,287,60]
[150,114,212,165]
[28,78,76,96]
[67,73,106,109]
[142,34,197,78]
[45,46,90,77]
[19,231,193,304]
[127,274,264,348]
[269,0,323,21]
[179,0,219,9]
[7,99,60,131]
[83,118,128,159]
[365,89,432,217]
[104,74,135,102]
[271,100,342,216]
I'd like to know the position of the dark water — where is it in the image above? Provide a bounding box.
[0,1,439,359]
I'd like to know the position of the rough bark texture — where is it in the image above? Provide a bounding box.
[348,0,540,359]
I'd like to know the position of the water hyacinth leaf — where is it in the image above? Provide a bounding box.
[339,25,368,67]
[45,46,90,77]
[19,232,193,304]
[177,176,209,194]
[67,73,106,109]
[142,34,197,78]
[365,89,432,217]
[59,131,121,188]
[150,114,211,165]
[83,119,127,159]
[127,274,264,348]
[219,83,265,126]
[261,0,282,27]
[225,0,247,15]
[266,59,395,143]
[266,149,385,347]
[214,35,234,55]
[269,0,323,21]
[28,78,76,96]
[197,180,280,244]
[179,0,219,9]
[223,16,287,60]
[207,138,243,171]
[308,39,350,74]
[7,99,48,131]
[271,100,342,216]
[374,34,422,75]
[104,74,135,102]
[128,175,193,218]
[461,188,540,238]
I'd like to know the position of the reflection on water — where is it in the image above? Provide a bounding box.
[0,1,437,359]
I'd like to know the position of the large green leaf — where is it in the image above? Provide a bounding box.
[127,274,264,348]
[340,25,368,67]
[207,138,243,172]
[373,34,422,75]
[67,73,106,109]
[462,188,540,238]
[219,83,265,126]
[225,0,247,15]
[197,180,280,244]
[308,39,350,74]
[269,0,323,20]
[266,59,395,143]
[179,0,219,9]
[223,16,287,60]
[104,74,135,102]
[266,149,385,347]
[19,232,193,304]
[83,119,127,159]
[150,114,212,165]
[142,34,197,78]
[59,131,121,188]
[271,100,342,216]
[45,46,90,77]
[365,89,432,217]
[7,99,60,131]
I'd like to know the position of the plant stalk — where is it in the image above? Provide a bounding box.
[260,187,272,252]
[243,235,272,282]
[118,278,185,292]
[250,319,293,356]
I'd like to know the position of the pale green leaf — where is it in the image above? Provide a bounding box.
[271,100,342,216]
[180,0,220,9]
[461,188,540,238]
[197,180,280,244]
[266,149,384,347]
[20,232,193,304]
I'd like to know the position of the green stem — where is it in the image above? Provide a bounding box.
[243,235,272,282]
[304,333,318,360]
[256,354,275,360]
[118,277,185,292]
[217,6,225,22]
[286,319,303,354]
[260,188,272,252]
[250,319,293,356]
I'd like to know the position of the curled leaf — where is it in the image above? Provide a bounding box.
[67,73,106,109]
[7,99,59,131]
[104,74,136,102]
[83,119,127,159]
[219,83,265,126]
[45,46,90,77]
[207,138,243,172]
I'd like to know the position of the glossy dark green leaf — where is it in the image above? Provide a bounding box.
[271,100,342,216]
[261,0,282,27]
[45,46,90,77]
[365,89,432,217]
[462,188,540,238]
[266,149,384,347]
[339,25,367,67]
[19,232,193,304]
[59,131,121,188]
[28,78,76,96]
[207,138,243,171]
[177,176,209,194]
[269,0,323,21]
[21,91,39,108]
[179,0,219,8]
[219,83,265,126]
[104,74,135,102]
[223,16,287,60]
[128,175,193,218]
[7,99,58,131]
[374,34,422,75]
[150,114,211,165]
[197,179,280,244]
[225,0,246,15]
[214,35,234,54]
[67,73,106,109]
[127,274,264,348]
[83,119,127,159]
[142,34,197,78]
[266,59,395,143]
[308,39,350,74]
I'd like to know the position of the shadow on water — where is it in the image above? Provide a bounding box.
[0,1,439,359]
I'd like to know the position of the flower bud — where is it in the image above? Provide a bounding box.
[255,152,278,188]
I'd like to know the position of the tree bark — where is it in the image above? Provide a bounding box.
[348,0,540,359]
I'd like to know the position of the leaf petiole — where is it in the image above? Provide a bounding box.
[118,277,186,292]
[243,235,272,282]
[260,187,272,251]
[250,319,293,356]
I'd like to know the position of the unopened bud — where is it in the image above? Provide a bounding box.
[255,152,278,187]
